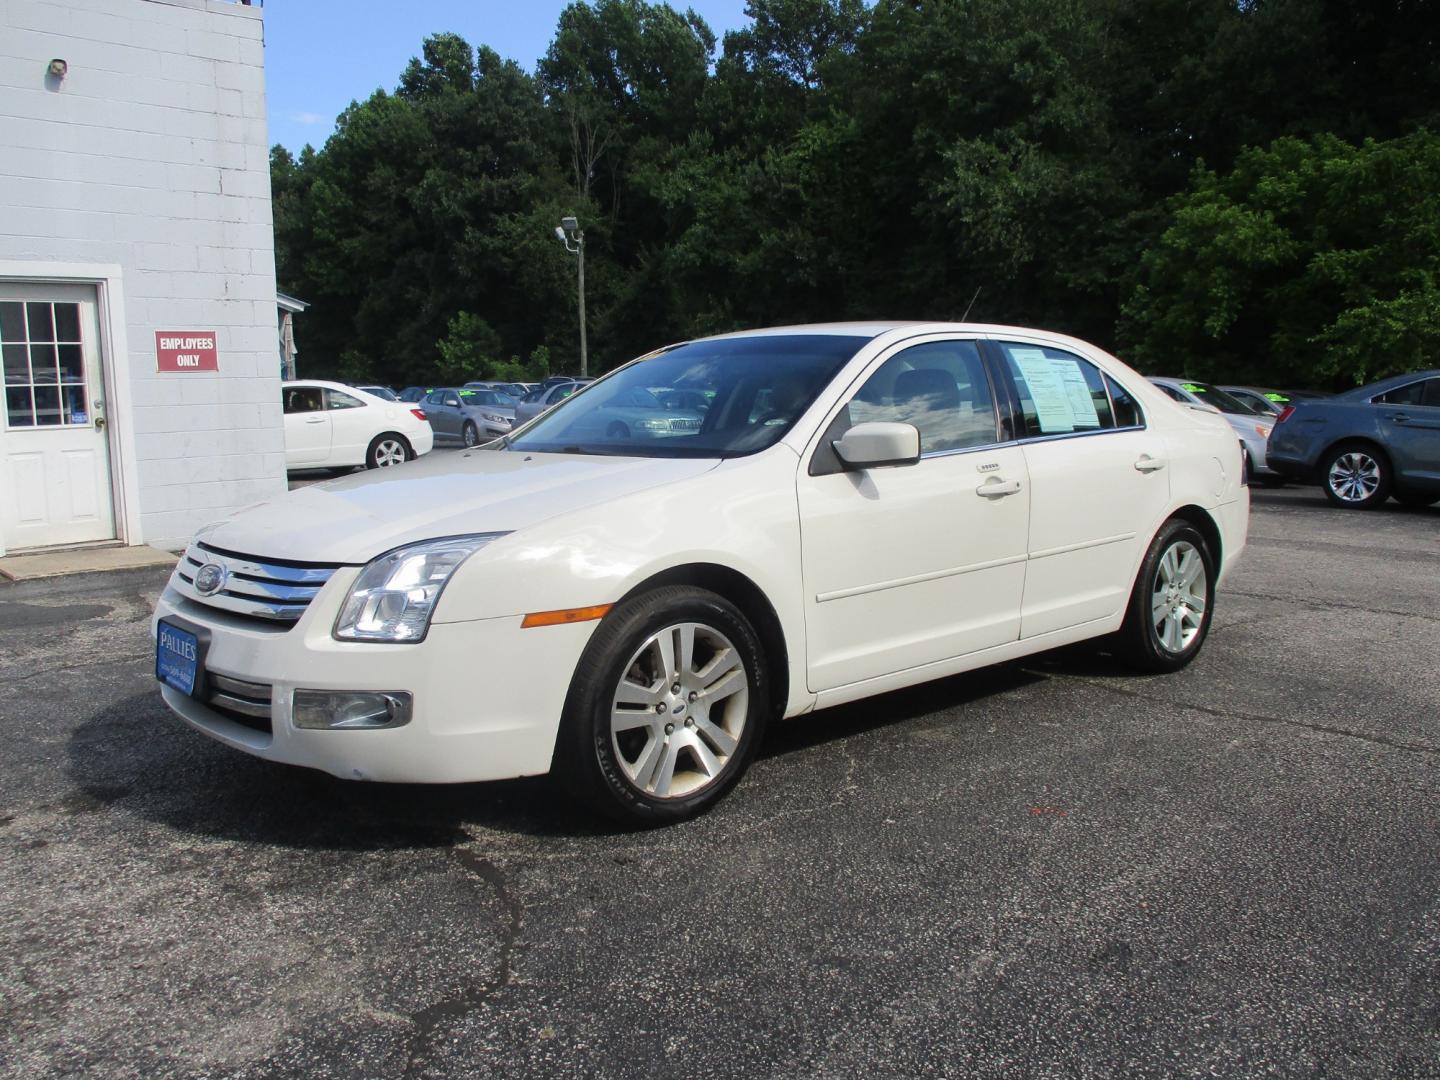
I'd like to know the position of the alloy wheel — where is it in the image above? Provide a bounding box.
[1327,452,1380,503]
[609,621,749,799]
[374,439,406,467]
[1151,539,1208,654]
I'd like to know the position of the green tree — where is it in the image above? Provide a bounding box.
[1119,131,1440,387]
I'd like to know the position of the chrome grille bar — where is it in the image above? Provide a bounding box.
[170,542,346,625]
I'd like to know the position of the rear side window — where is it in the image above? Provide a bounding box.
[994,342,1119,436]
[1375,378,1440,406]
[1105,374,1144,427]
[326,389,363,410]
[847,339,999,453]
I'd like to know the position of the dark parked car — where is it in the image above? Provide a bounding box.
[1267,370,1440,509]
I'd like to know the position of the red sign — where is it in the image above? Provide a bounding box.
[155,331,218,372]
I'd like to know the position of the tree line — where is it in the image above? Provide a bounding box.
[270,0,1440,391]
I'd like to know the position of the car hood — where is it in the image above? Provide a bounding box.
[203,450,720,564]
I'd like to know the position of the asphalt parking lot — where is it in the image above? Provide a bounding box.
[1,486,1436,1078]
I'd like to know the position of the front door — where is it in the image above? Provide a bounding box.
[797,336,1030,692]
[282,384,331,466]
[0,284,116,550]
[1374,376,1440,483]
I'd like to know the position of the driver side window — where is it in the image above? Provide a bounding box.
[845,340,999,453]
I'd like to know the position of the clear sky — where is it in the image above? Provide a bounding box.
[263,0,755,153]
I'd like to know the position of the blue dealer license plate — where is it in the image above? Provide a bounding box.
[156,620,200,696]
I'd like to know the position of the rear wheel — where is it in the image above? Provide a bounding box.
[366,433,410,469]
[1116,519,1215,673]
[554,586,769,825]
[1321,442,1391,509]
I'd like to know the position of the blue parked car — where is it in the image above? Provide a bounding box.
[1267,370,1440,509]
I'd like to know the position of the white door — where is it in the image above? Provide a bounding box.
[282,384,331,466]
[0,284,116,550]
[323,386,375,465]
[988,340,1173,638]
[797,337,1030,692]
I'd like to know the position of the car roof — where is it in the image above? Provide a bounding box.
[1337,369,1440,399]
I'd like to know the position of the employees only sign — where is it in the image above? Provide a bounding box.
[156,331,218,372]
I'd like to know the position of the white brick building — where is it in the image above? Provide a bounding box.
[0,0,285,554]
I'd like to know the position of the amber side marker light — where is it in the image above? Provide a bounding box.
[521,604,613,628]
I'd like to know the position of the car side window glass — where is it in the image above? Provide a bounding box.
[283,386,324,414]
[846,340,999,454]
[1425,379,1440,407]
[996,342,1116,437]
[1104,374,1144,427]
[445,393,461,407]
[1378,379,1440,406]
[1155,383,1188,402]
[326,389,363,410]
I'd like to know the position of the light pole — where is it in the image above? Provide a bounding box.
[554,215,587,377]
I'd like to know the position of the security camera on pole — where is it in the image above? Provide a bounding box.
[553,216,587,378]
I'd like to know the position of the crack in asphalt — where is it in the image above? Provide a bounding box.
[399,848,524,1079]
[0,653,151,686]
[1227,589,1440,624]
[1042,671,1440,760]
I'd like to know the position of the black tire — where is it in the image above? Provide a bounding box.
[1393,489,1440,508]
[1320,441,1391,509]
[366,433,411,469]
[1116,519,1216,673]
[462,421,479,448]
[553,585,770,825]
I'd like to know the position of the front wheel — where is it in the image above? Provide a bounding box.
[1321,443,1390,509]
[366,433,410,469]
[553,586,769,825]
[1116,520,1215,673]
[462,421,479,448]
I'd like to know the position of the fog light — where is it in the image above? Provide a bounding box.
[292,690,412,730]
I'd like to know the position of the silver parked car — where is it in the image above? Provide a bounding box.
[514,380,587,425]
[422,387,517,446]
[539,385,705,442]
[1148,377,1280,484]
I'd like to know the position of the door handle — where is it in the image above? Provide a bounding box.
[1134,455,1167,473]
[1387,413,1410,423]
[94,416,106,432]
[976,478,1022,497]
[305,417,326,424]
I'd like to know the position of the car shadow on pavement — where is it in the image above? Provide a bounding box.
[69,666,1053,847]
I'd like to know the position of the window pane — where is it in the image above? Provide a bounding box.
[283,386,324,414]
[1105,374,1144,427]
[33,384,62,426]
[57,343,85,382]
[0,302,23,343]
[26,303,55,343]
[997,342,1115,435]
[325,389,363,410]
[63,384,89,424]
[53,303,82,343]
[1422,380,1440,408]
[29,343,59,383]
[6,386,34,427]
[3,343,28,385]
[848,340,998,453]
[1378,381,1427,406]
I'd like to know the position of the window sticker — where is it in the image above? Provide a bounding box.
[1011,348,1078,433]
[1054,358,1101,428]
[1181,382,1205,394]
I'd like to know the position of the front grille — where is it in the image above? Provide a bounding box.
[172,542,343,625]
[669,418,701,432]
[205,673,272,734]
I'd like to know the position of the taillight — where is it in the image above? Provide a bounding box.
[411,408,427,421]
[1275,405,1295,424]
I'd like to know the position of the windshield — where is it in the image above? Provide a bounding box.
[509,334,870,457]
[460,389,516,407]
[1177,381,1261,416]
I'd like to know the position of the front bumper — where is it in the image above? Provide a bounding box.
[152,579,595,783]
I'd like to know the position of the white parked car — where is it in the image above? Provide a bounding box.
[282,380,434,471]
[157,325,1248,824]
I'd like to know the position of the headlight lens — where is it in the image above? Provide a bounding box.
[333,534,509,643]
[482,412,509,424]
[635,418,670,431]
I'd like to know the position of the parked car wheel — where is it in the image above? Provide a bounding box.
[554,586,769,825]
[606,421,630,438]
[1117,520,1214,673]
[1321,442,1391,509]
[1393,489,1440,507]
[366,433,410,469]
[462,421,479,448]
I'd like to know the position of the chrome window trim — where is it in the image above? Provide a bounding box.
[1015,424,1148,448]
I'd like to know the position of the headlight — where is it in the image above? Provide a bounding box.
[634,418,670,431]
[482,412,510,425]
[333,534,509,643]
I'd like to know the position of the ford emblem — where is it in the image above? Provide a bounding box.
[194,562,228,596]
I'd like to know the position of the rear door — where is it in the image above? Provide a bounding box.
[282,385,330,466]
[1374,377,1440,483]
[989,340,1172,638]
[324,387,374,464]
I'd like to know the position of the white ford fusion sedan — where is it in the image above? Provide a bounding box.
[154,323,1248,823]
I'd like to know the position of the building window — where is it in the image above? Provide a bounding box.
[2,301,89,429]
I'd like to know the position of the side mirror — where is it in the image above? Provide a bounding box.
[832,421,921,470]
